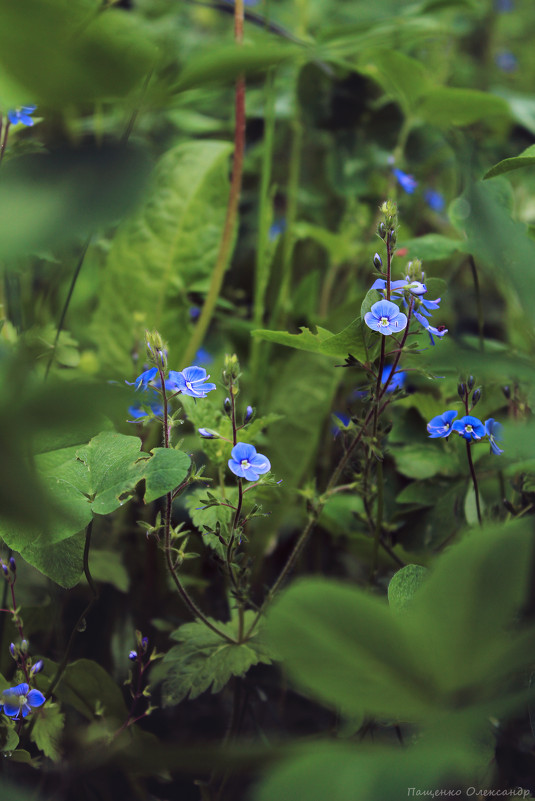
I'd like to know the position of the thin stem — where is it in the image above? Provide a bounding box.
[157,368,237,644]
[370,460,384,580]
[468,255,484,352]
[182,0,246,366]
[46,521,98,699]
[0,120,10,168]
[465,441,482,526]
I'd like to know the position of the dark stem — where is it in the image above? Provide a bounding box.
[46,521,98,699]
[468,255,484,352]
[465,441,482,526]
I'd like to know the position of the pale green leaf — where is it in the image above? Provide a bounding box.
[388,565,428,613]
[416,88,509,127]
[484,143,535,179]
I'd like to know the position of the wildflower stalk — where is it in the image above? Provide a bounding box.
[156,367,237,644]
[468,255,484,352]
[182,0,246,366]
[465,441,483,526]
[227,375,246,641]
[0,118,10,167]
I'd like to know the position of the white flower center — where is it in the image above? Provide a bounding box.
[186,381,193,391]
[240,459,251,470]
[380,316,390,327]
[465,425,473,433]
[444,423,450,430]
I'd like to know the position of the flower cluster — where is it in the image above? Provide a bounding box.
[427,411,504,455]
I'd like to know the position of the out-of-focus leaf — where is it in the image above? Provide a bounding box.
[89,550,129,593]
[0,0,157,107]
[415,88,509,127]
[399,234,462,261]
[253,320,367,361]
[391,444,460,479]
[484,144,535,179]
[357,50,430,114]
[0,145,152,258]
[93,141,233,375]
[53,659,128,721]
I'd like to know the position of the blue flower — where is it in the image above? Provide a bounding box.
[452,415,486,441]
[364,300,407,335]
[198,428,217,438]
[166,366,217,398]
[127,387,165,421]
[413,310,448,345]
[190,306,201,321]
[382,365,406,392]
[424,189,445,212]
[393,168,418,194]
[228,443,271,481]
[485,418,504,455]
[1,683,45,718]
[371,278,427,297]
[269,218,287,241]
[195,348,213,365]
[495,51,518,72]
[494,0,514,12]
[7,106,37,127]
[427,410,457,438]
[126,367,158,390]
[332,412,351,437]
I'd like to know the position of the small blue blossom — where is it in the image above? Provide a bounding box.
[495,51,518,72]
[127,387,165,421]
[228,443,271,481]
[126,367,158,391]
[1,683,45,719]
[195,348,213,365]
[269,218,287,241]
[30,660,43,676]
[190,306,201,321]
[332,412,351,437]
[427,410,458,438]
[371,278,427,297]
[364,300,407,335]
[198,428,217,438]
[393,168,418,194]
[129,650,138,661]
[424,189,445,212]
[413,310,448,345]
[485,418,504,455]
[166,366,217,398]
[494,0,514,12]
[382,365,406,392]
[7,106,37,127]
[452,415,486,441]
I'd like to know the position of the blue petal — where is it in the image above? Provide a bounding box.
[371,279,387,291]
[249,453,271,473]
[231,443,257,462]
[364,313,383,332]
[27,689,45,708]
[228,458,247,478]
[2,704,19,717]
[181,366,208,383]
[243,466,262,481]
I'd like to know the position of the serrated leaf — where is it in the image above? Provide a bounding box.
[156,612,273,706]
[360,288,382,320]
[93,141,233,375]
[251,326,336,356]
[31,703,64,761]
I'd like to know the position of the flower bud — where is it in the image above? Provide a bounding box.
[8,557,16,572]
[467,375,475,390]
[244,405,254,424]
[141,637,149,652]
[502,385,511,399]
[129,650,138,661]
[9,643,15,658]
[198,428,216,439]
[471,388,481,406]
[30,660,43,675]
[457,383,466,400]
[224,398,232,416]
[373,253,382,270]
[378,222,387,240]
[21,640,28,654]
[2,565,8,578]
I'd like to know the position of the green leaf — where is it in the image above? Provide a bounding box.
[0,0,157,107]
[18,531,87,590]
[360,288,382,320]
[155,613,273,706]
[30,703,65,762]
[185,486,236,559]
[252,326,336,356]
[0,145,152,259]
[398,234,462,261]
[143,448,191,504]
[416,88,509,127]
[391,444,460,479]
[388,565,428,613]
[76,432,147,515]
[358,50,430,115]
[484,143,535,179]
[93,141,233,375]
[320,318,368,362]
[53,659,128,721]
[89,550,129,593]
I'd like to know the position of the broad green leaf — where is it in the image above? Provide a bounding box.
[18,531,87,590]
[0,0,157,107]
[320,318,368,362]
[76,432,147,515]
[416,88,509,127]
[484,144,535,179]
[0,145,152,259]
[360,288,382,320]
[253,321,367,362]
[388,565,428,613]
[143,448,191,504]
[0,723,18,754]
[252,326,336,356]
[398,234,462,261]
[53,659,128,721]
[173,41,299,93]
[358,50,430,115]
[30,703,65,762]
[319,494,365,538]
[89,550,129,593]
[391,444,460,479]
[155,613,273,706]
[93,141,233,375]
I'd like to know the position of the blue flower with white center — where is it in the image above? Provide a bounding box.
[485,418,504,455]
[371,278,427,297]
[413,310,448,345]
[7,106,37,127]
[364,300,407,335]
[228,443,271,482]
[166,366,217,398]
[126,367,158,391]
[452,415,486,441]
[424,189,445,212]
[393,168,418,194]
[1,683,45,718]
[427,410,458,438]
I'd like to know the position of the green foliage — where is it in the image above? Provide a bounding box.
[31,703,65,762]
[93,140,234,375]
[416,87,509,127]
[391,443,460,479]
[388,564,428,612]
[484,143,535,179]
[156,613,273,706]
[266,521,535,723]
[53,659,128,721]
